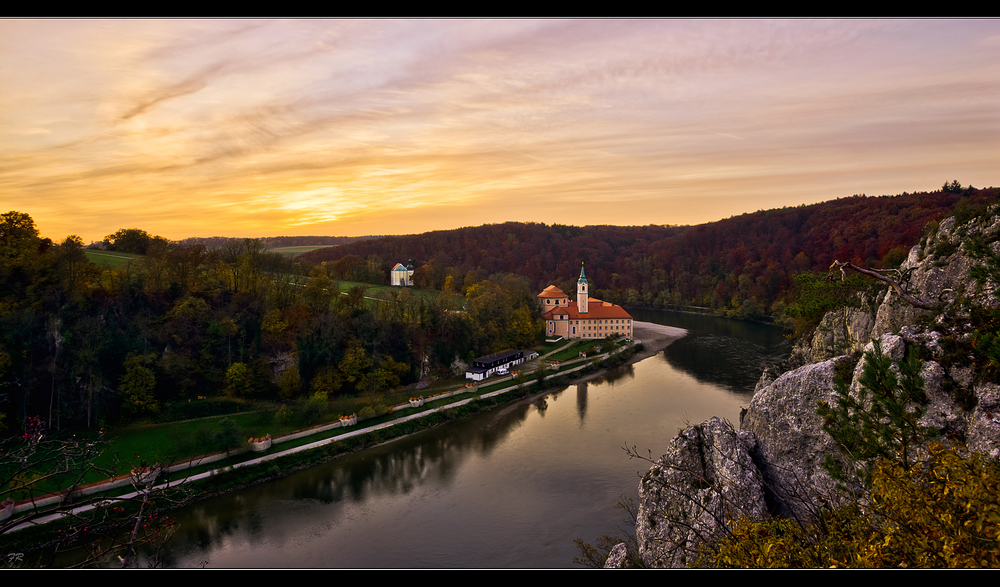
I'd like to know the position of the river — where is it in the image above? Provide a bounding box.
[131,309,791,568]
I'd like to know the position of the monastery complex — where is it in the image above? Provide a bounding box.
[538,264,633,340]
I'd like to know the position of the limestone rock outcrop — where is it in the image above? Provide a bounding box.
[872,214,1000,339]
[806,306,876,362]
[635,416,767,568]
[739,358,849,522]
[632,208,1000,568]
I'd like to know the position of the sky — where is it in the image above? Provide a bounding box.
[2,18,998,244]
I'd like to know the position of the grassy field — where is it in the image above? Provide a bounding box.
[333,279,466,309]
[101,408,279,469]
[91,383,469,487]
[548,340,606,361]
[83,250,144,269]
[83,245,332,270]
[269,245,336,256]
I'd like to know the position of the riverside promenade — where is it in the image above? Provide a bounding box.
[7,322,686,532]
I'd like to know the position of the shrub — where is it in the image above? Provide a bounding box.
[301,391,328,424]
[705,443,1000,568]
[274,405,293,426]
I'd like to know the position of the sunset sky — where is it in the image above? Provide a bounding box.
[2,18,998,244]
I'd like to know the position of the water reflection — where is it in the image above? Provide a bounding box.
[103,309,791,568]
[127,393,556,567]
[575,383,588,423]
[630,309,792,393]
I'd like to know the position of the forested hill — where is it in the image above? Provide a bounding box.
[300,185,998,317]
[176,235,379,249]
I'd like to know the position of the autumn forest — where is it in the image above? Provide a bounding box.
[0,184,996,437]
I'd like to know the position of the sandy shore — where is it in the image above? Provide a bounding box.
[632,321,688,356]
[566,321,688,384]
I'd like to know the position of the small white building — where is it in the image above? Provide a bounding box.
[465,350,532,381]
[390,260,414,286]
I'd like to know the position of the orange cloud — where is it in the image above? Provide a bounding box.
[2,19,997,243]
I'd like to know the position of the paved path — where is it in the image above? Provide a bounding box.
[9,325,686,532]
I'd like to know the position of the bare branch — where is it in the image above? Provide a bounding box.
[2,429,189,568]
[830,260,940,310]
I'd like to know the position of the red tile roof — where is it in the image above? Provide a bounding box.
[542,298,632,320]
[537,285,568,298]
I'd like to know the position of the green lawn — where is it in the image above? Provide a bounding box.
[83,250,144,269]
[100,385,425,472]
[103,410,277,467]
[333,279,465,309]
[538,339,570,355]
[548,341,597,361]
[269,245,336,256]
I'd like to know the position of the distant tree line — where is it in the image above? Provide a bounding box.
[302,186,999,322]
[174,235,380,249]
[3,183,995,438]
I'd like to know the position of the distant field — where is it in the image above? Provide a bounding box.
[79,251,465,309]
[334,280,466,309]
[337,280,440,301]
[270,245,337,256]
[84,250,144,269]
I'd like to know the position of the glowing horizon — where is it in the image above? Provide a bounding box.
[2,19,998,244]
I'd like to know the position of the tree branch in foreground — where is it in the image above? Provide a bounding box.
[829,260,948,310]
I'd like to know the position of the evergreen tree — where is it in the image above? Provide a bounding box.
[817,339,933,485]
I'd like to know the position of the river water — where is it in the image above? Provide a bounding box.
[137,309,791,569]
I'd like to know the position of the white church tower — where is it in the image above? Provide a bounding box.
[577,262,589,314]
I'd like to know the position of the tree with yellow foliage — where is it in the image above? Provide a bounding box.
[701,341,1000,568]
[707,442,1000,568]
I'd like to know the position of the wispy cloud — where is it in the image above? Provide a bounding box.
[1,18,997,242]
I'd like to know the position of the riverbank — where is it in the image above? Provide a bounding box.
[7,325,689,562]
[567,321,687,385]
[630,321,688,359]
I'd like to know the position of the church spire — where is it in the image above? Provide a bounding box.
[577,262,589,314]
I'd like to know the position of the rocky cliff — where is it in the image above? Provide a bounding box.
[616,207,1000,568]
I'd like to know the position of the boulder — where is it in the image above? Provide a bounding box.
[636,416,767,568]
[969,383,1000,459]
[740,358,849,522]
[807,306,875,362]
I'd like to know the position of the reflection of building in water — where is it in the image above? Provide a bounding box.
[576,381,589,423]
[538,263,633,340]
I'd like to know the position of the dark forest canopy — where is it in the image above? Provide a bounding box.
[300,186,999,318]
[0,212,538,437]
[0,183,996,437]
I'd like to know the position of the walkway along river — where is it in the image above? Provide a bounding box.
[8,322,679,532]
[69,310,793,568]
